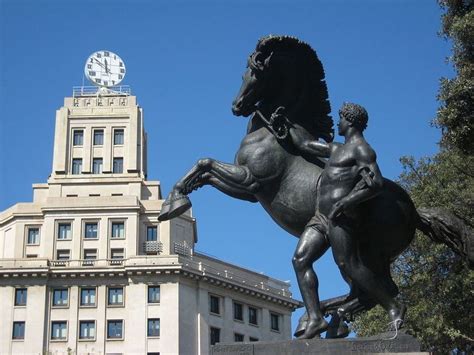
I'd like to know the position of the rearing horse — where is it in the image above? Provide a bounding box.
[159,35,472,338]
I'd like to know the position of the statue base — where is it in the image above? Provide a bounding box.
[211,331,425,354]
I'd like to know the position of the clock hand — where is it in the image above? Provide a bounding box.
[104,59,109,74]
[93,58,106,69]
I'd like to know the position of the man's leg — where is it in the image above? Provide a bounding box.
[293,226,330,339]
[329,223,405,325]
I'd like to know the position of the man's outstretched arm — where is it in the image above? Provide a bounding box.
[289,124,333,158]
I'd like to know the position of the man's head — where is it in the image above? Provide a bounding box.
[338,103,368,134]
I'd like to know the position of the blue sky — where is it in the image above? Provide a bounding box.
[1,0,452,334]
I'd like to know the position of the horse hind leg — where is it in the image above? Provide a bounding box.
[325,296,377,339]
[294,293,352,338]
[295,293,373,339]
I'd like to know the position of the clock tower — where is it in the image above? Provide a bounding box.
[0,53,299,355]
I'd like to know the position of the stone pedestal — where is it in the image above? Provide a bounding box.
[211,332,426,354]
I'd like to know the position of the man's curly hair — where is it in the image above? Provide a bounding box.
[339,102,368,131]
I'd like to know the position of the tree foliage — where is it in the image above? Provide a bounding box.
[351,1,474,352]
[435,0,474,154]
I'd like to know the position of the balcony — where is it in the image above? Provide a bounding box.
[48,259,124,268]
[143,241,163,255]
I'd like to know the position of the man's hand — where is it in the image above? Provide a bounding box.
[329,199,346,220]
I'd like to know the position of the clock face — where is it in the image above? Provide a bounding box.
[84,50,126,87]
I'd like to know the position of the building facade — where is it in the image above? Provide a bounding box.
[0,88,301,355]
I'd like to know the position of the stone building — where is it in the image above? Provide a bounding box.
[0,87,301,355]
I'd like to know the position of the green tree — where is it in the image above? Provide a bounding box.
[352,1,474,352]
[435,0,474,154]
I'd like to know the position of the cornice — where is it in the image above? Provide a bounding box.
[0,260,302,310]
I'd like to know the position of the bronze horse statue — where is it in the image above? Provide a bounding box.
[159,35,472,338]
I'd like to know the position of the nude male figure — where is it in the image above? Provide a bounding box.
[290,103,405,339]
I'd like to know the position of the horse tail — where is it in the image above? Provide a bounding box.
[416,207,473,268]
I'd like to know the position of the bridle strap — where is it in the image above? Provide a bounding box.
[255,107,291,141]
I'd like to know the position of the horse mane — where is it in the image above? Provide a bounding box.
[255,35,334,142]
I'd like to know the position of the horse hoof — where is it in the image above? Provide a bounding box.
[325,312,350,339]
[159,193,192,221]
[158,205,171,221]
[326,321,350,339]
[167,195,192,220]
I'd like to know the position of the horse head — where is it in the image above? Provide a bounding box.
[232,35,334,142]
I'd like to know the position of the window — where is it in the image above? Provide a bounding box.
[27,228,39,244]
[108,287,124,306]
[80,288,96,307]
[111,222,125,239]
[73,130,83,146]
[15,288,27,306]
[84,222,98,239]
[83,249,97,266]
[12,321,25,340]
[209,295,220,315]
[270,313,280,331]
[83,249,97,260]
[92,158,103,174]
[148,286,160,303]
[114,129,124,145]
[111,248,124,259]
[210,327,220,345]
[234,333,244,342]
[57,223,71,240]
[72,158,82,174]
[51,321,67,340]
[56,249,70,260]
[26,254,37,258]
[79,320,96,340]
[52,289,69,307]
[249,337,259,342]
[233,302,243,321]
[146,226,158,241]
[248,306,258,325]
[113,158,123,173]
[147,318,160,337]
[107,320,123,339]
[93,130,104,145]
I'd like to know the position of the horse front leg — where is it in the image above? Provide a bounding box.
[159,158,259,221]
[202,174,258,202]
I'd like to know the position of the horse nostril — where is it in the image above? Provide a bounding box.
[232,100,242,115]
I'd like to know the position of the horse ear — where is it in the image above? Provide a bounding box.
[249,52,266,71]
[264,52,274,68]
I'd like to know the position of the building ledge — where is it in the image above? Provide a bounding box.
[47,175,146,184]
[41,196,140,211]
[0,203,43,225]
[0,255,302,309]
